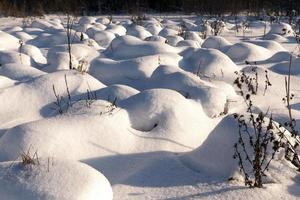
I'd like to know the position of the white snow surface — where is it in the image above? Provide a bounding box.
[0,14,300,200]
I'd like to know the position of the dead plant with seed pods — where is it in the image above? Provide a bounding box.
[233,62,300,188]
[233,68,279,188]
[233,67,259,96]
[233,97,281,188]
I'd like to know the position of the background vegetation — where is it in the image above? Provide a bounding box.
[0,0,300,17]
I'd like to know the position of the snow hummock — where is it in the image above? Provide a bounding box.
[226,42,273,62]
[0,159,112,200]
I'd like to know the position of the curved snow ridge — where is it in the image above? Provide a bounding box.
[126,24,152,40]
[270,57,300,75]
[0,63,46,81]
[46,44,99,72]
[201,36,232,52]
[30,18,64,30]
[21,44,47,65]
[165,35,184,46]
[268,22,294,36]
[0,51,32,66]
[248,40,287,53]
[86,28,115,48]
[148,65,237,117]
[0,75,17,89]
[0,89,219,162]
[27,30,85,48]
[0,101,133,161]
[105,35,180,60]
[11,31,34,42]
[180,115,298,182]
[225,42,273,62]
[95,84,140,102]
[180,116,239,178]
[0,159,112,200]
[180,48,240,82]
[0,70,105,129]
[119,89,219,148]
[0,30,20,51]
[89,53,182,87]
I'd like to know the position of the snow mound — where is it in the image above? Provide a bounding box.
[79,16,97,25]
[268,22,294,36]
[23,27,45,37]
[0,90,215,163]
[126,24,152,39]
[180,116,241,178]
[95,84,139,102]
[31,19,63,30]
[181,21,198,31]
[270,57,300,75]
[267,51,294,62]
[0,63,46,81]
[226,42,272,62]
[106,24,127,36]
[46,51,78,72]
[149,65,237,117]
[21,44,47,65]
[87,29,115,48]
[184,31,204,44]
[27,31,84,48]
[46,44,99,72]
[4,26,23,33]
[264,33,289,43]
[176,40,201,48]
[119,89,216,146]
[0,51,31,66]
[11,31,33,42]
[145,23,162,35]
[0,31,20,51]
[0,100,133,160]
[96,17,111,25]
[89,53,181,87]
[0,70,105,129]
[144,35,167,43]
[181,48,239,81]
[165,35,184,46]
[0,75,16,89]
[249,40,286,53]
[105,36,179,60]
[158,28,179,37]
[202,36,232,51]
[181,115,293,182]
[94,23,107,30]
[0,159,112,200]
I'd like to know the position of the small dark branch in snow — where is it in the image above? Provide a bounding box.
[64,74,72,107]
[18,40,23,65]
[20,146,40,168]
[52,84,63,114]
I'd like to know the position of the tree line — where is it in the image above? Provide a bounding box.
[0,0,299,17]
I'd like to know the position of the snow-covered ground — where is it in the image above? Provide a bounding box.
[0,14,300,199]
